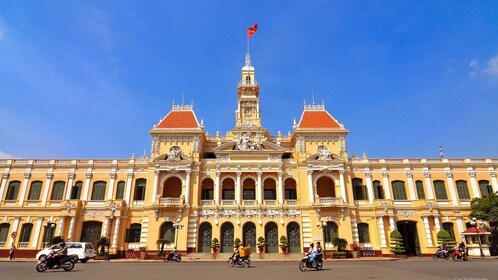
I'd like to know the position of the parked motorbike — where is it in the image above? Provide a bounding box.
[432,250,449,260]
[228,253,250,268]
[452,248,468,261]
[299,252,323,272]
[164,251,182,262]
[36,250,76,272]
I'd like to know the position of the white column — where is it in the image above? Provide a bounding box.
[107,172,116,200]
[57,216,65,237]
[389,216,396,232]
[382,168,392,200]
[215,171,221,205]
[0,173,9,204]
[490,169,498,193]
[423,216,434,246]
[378,216,387,247]
[456,216,464,241]
[103,217,109,237]
[112,217,120,248]
[41,173,53,206]
[405,168,416,200]
[365,169,374,203]
[124,171,133,205]
[351,219,359,243]
[81,170,92,201]
[151,170,159,204]
[257,171,263,205]
[18,173,31,205]
[307,170,314,205]
[277,172,284,205]
[8,217,20,247]
[185,170,191,205]
[434,216,441,233]
[468,169,480,198]
[32,217,44,249]
[424,167,435,199]
[65,173,75,200]
[445,168,458,205]
[68,217,76,241]
[236,171,242,205]
[339,169,347,204]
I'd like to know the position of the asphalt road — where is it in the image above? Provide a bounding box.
[1,258,496,280]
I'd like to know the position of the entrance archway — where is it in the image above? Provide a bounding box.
[198,222,212,253]
[80,221,103,249]
[396,221,420,256]
[220,222,234,253]
[287,222,301,253]
[265,222,278,253]
[243,222,256,253]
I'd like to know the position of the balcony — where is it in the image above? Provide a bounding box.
[18,242,29,248]
[200,200,214,206]
[222,200,235,206]
[285,200,297,206]
[317,197,343,206]
[243,200,256,206]
[264,200,277,206]
[159,197,184,206]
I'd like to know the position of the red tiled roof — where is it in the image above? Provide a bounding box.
[298,111,341,128]
[156,111,199,128]
[463,228,489,234]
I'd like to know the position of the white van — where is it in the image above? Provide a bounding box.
[36,242,96,263]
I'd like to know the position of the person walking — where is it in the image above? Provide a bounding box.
[9,245,16,260]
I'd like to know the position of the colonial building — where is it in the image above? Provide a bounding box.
[0,51,496,258]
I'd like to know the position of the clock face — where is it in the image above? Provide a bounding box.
[244,108,253,116]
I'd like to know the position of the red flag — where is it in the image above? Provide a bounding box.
[248,23,258,39]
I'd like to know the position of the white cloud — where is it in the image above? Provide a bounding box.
[468,59,479,78]
[0,150,14,158]
[483,55,498,78]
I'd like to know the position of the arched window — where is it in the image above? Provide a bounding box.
[434,180,448,200]
[5,181,21,200]
[91,181,107,201]
[201,178,214,200]
[373,180,384,199]
[316,177,335,197]
[263,178,276,200]
[358,223,370,243]
[222,178,235,200]
[456,180,470,200]
[134,178,147,201]
[126,223,142,243]
[245,76,251,85]
[478,180,494,196]
[159,222,176,245]
[0,223,10,242]
[27,181,43,201]
[442,222,456,241]
[352,178,367,200]
[391,180,407,200]
[70,181,83,200]
[115,181,125,200]
[50,181,65,200]
[324,222,338,242]
[243,178,256,200]
[416,180,425,199]
[19,223,33,243]
[284,178,297,200]
[163,177,182,198]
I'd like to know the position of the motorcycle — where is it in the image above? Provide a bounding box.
[228,252,250,268]
[452,248,468,261]
[299,252,323,272]
[432,250,449,260]
[36,250,77,272]
[164,251,182,262]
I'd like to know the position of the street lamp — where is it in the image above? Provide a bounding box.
[43,221,56,248]
[316,219,328,259]
[470,217,484,257]
[173,219,184,250]
[106,203,118,261]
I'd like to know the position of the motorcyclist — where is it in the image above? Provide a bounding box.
[458,242,466,256]
[52,242,68,268]
[308,243,317,267]
[168,246,177,260]
[315,241,323,262]
[233,242,243,262]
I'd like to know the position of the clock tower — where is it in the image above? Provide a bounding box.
[235,53,262,128]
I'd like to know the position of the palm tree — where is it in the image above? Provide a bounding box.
[331,237,348,252]
[96,236,110,255]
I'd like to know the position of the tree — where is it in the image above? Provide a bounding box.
[389,230,406,254]
[437,229,454,253]
[489,228,498,256]
[234,238,242,248]
[331,237,348,252]
[470,192,498,222]
[96,236,110,255]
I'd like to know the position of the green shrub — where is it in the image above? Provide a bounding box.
[389,230,406,254]
[437,229,455,253]
[234,238,242,248]
[211,238,220,248]
[257,237,266,249]
[332,251,347,256]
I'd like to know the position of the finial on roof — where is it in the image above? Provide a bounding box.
[131,153,135,160]
[312,90,315,105]
[182,91,185,105]
[293,118,296,125]
[439,145,444,159]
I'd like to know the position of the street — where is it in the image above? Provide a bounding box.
[1,258,496,280]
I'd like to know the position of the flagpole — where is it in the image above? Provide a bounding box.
[247,35,250,55]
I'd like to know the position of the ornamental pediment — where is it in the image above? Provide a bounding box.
[153,146,193,163]
[213,141,285,152]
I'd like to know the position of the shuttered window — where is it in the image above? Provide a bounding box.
[434,180,448,200]
[456,180,470,200]
[416,180,425,199]
[392,180,407,200]
[50,181,65,200]
[91,181,107,201]
[27,181,43,200]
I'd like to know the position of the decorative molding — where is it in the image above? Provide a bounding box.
[24,172,31,179]
[199,210,215,219]
[167,146,183,161]
[424,171,431,178]
[68,172,75,180]
[264,209,279,219]
[382,171,388,178]
[216,155,230,161]
[468,171,476,178]
[445,171,453,178]
[285,209,300,219]
[242,210,258,219]
[317,145,332,161]
[234,132,266,151]
[490,171,496,178]
[83,209,104,217]
[110,173,116,179]
[2,173,9,180]
[46,173,54,179]
[85,172,92,180]
[220,209,237,219]
[405,171,412,178]
[396,209,416,217]
[127,172,134,179]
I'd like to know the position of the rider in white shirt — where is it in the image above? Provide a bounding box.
[308,243,317,267]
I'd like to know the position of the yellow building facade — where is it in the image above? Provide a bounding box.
[0,52,497,258]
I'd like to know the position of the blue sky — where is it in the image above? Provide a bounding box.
[0,1,497,159]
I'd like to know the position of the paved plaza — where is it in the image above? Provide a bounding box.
[0,258,496,280]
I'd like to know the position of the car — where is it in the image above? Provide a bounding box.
[36,242,96,263]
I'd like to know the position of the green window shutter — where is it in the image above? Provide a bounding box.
[373,181,384,199]
[116,181,125,199]
[20,223,33,243]
[392,181,407,200]
[28,181,42,200]
[478,180,490,196]
[456,181,470,200]
[352,178,363,200]
[91,181,106,200]
[50,181,65,200]
[6,181,21,200]
[362,185,368,200]
[0,224,10,242]
[416,180,425,199]
[434,180,448,200]
[358,223,370,243]
[71,181,83,200]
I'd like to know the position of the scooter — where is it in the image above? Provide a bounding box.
[164,251,182,262]
[36,250,76,272]
[432,250,449,260]
[452,248,468,261]
[228,252,250,267]
[299,252,323,272]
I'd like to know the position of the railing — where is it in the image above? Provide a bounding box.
[264,200,277,206]
[132,200,145,206]
[318,197,341,205]
[18,242,29,248]
[286,200,297,206]
[0,242,5,248]
[222,200,235,206]
[201,200,213,206]
[160,198,180,204]
[243,200,256,206]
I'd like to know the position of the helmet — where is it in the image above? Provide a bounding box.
[316,241,321,245]
[310,243,314,247]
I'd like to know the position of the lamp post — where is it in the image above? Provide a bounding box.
[173,219,184,250]
[316,219,327,259]
[470,217,484,257]
[43,221,56,249]
[106,203,118,261]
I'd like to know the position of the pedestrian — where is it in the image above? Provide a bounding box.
[9,245,16,260]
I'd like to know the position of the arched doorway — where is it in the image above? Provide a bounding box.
[396,221,420,256]
[159,222,175,246]
[265,222,278,253]
[287,222,301,253]
[163,177,182,198]
[317,176,335,197]
[80,221,103,248]
[243,222,256,253]
[198,222,212,253]
[221,222,234,253]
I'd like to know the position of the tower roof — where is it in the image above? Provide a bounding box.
[296,102,342,129]
[155,103,201,129]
